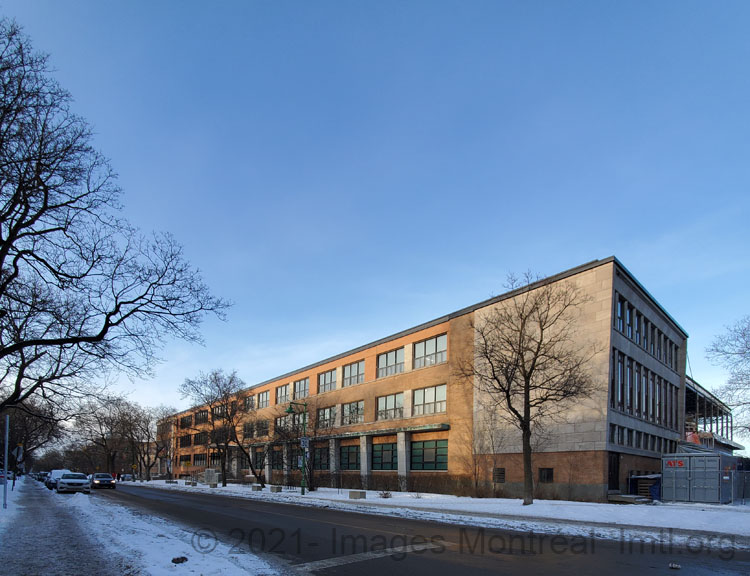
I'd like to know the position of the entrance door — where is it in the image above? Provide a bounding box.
[608,452,620,491]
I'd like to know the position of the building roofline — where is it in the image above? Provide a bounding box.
[166,257,687,416]
[686,376,731,413]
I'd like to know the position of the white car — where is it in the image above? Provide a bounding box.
[46,469,72,490]
[56,472,90,494]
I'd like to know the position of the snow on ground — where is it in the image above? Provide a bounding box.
[0,476,20,529]
[59,487,279,575]
[3,478,278,576]
[123,480,750,551]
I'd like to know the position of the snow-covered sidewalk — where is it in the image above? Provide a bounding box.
[0,478,278,575]
[124,480,750,550]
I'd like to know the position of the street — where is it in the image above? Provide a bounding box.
[100,484,750,575]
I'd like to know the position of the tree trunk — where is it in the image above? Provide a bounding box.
[522,424,534,505]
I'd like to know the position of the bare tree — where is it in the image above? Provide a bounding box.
[120,403,176,480]
[179,370,263,487]
[459,273,595,505]
[0,19,229,419]
[707,315,750,435]
[75,395,130,474]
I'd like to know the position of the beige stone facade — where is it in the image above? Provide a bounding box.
[164,257,692,501]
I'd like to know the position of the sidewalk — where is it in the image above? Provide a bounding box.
[0,478,136,575]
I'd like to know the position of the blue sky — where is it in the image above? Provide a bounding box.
[3,1,749,411]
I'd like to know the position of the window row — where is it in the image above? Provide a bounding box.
[615,294,679,371]
[609,424,678,454]
[610,349,679,431]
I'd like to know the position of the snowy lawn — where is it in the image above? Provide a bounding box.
[53,484,279,575]
[121,480,750,550]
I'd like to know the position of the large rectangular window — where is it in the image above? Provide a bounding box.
[179,455,191,466]
[343,361,365,387]
[271,449,283,470]
[179,435,192,448]
[276,384,289,405]
[413,384,447,415]
[372,443,397,470]
[377,348,404,378]
[243,422,254,438]
[340,445,360,470]
[313,446,329,470]
[342,400,364,425]
[193,453,206,466]
[293,378,309,400]
[180,415,193,429]
[254,447,265,468]
[257,391,269,409]
[410,440,447,471]
[193,431,208,445]
[275,414,292,433]
[255,420,269,437]
[414,335,447,369]
[316,406,336,429]
[318,369,336,393]
[195,410,209,425]
[539,468,554,483]
[244,396,255,411]
[377,393,404,420]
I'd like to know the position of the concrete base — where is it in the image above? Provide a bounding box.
[251,484,263,491]
[270,485,282,493]
[349,490,366,499]
[209,483,218,488]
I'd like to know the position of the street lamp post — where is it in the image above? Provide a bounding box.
[285,401,308,495]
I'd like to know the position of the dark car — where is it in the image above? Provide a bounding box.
[89,472,116,489]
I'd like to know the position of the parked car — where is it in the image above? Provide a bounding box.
[56,472,90,494]
[89,472,116,489]
[37,471,49,483]
[46,469,72,490]
[120,473,134,481]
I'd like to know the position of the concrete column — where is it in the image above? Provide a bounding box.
[329,438,340,488]
[404,342,413,372]
[403,389,412,418]
[360,435,372,489]
[283,443,291,485]
[335,366,343,390]
[397,431,411,490]
[334,404,342,427]
[264,443,272,484]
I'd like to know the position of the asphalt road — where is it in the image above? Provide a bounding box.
[100,484,750,576]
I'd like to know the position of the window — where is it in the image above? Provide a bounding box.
[318,369,336,393]
[340,445,360,470]
[180,415,193,429]
[179,435,192,448]
[414,335,447,369]
[626,359,633,413]
[342,400,364,425]
[539,468,554,483]
[211,426,230,444]
[616,296,624,332]
[609,424,617,444]
[238,453,250,470]
[635,313,641,345]
[193,453,207,466]
[255,420,269,436]
[276,384,289,405]
[179,455,191,466]
[193,431,208,445]
[257,391,269,409]
[643,319,649,351]
[493,468,506,483]
[275,414,292,433]
[343,361,365,387]
[372,443,397,470]
[377,393,404,420]
[254,447,265,468]
[243,422,254,438]
[313,446,329,470]
[377,348,404,378]
[271,449,283,470]
[212,405,226,419]
[626,305,633,339]
[293,378,309,399]
[195,410,208,425]
[244,396,255,411]
[316,406,336,429]
[413,384,447,415]
[209,452,222,467]
[411,440,447,470]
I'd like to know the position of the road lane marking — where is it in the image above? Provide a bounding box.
[292,542,441,573]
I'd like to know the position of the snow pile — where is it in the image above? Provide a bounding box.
[0,477,20,531]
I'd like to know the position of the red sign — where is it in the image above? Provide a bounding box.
[666,460,684,468]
